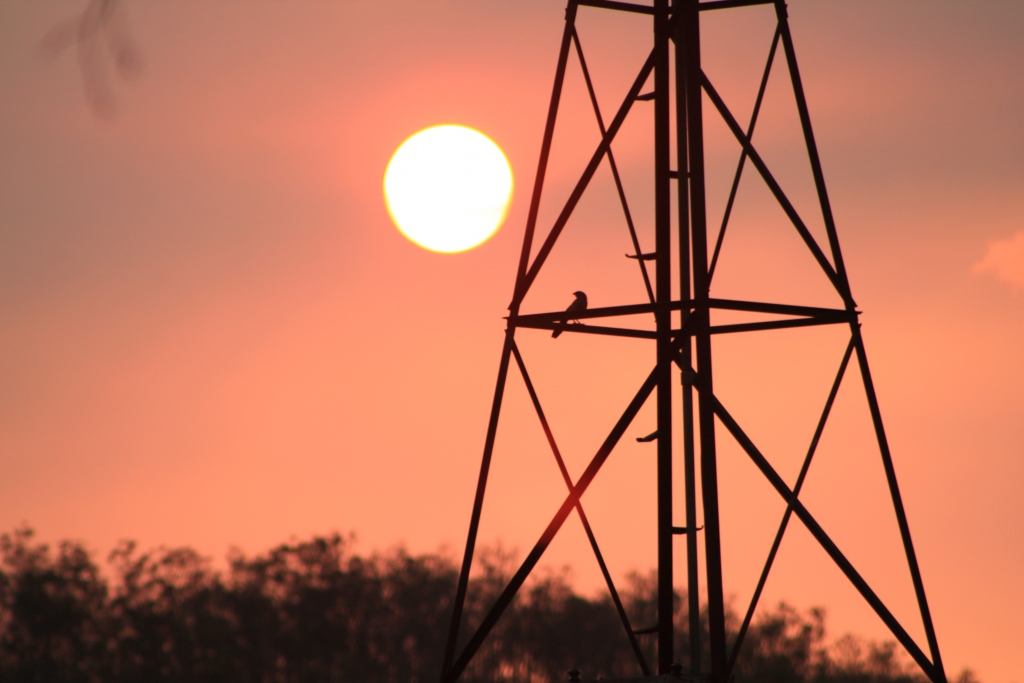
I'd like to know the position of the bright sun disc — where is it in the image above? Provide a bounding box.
[384,125,513,253]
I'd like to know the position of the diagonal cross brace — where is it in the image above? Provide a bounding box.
[441,367,659,683]
[572,28,655,306]
[513,50,656,307]
[774,0,854,307]
[511,342,650,675]
[512,0,579,311]
[705,389,940,683]
[709,24,780,283]
[699,71,845,299]
[726,336,856,673]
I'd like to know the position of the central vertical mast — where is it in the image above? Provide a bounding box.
[673,0,701,673]
[653,0,675,675]
[678,0,728,679]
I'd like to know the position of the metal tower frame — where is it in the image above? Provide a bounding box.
[440,1,946,682]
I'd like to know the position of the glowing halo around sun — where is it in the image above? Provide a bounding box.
[384,125,513,253]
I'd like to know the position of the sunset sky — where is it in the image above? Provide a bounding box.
[1,1,1022,681]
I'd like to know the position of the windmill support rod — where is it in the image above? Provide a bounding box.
[572,27,656,305]
[708,25,780,283]
[700,71,842,295]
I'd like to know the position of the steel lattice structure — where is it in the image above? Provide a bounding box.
[440,1,946,682]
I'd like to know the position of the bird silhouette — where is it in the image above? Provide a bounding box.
[552,291,587,338]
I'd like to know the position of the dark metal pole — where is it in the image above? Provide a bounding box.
[680,1,728,679]
[572,28,656,305]
[672,0,700,672]
[653,0,674,674]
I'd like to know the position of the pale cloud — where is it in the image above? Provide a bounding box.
[973,230,1024,290]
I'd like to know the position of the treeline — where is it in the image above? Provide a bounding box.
[0,527,970,683]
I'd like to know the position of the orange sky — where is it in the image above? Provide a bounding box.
[1,1,1022,682]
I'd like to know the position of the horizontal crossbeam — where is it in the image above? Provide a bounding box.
[709,298,855,318]
[699,0,775,10]
[577,0,773,14]
[512,298,855,326]
[516,321,658,339]
[578,0,658,15]
[515,314,851,340]
[513,297,855,340]
[709,315,850,335]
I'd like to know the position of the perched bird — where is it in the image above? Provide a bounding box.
[552,291,587,338]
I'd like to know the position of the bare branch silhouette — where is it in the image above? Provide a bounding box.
[38,0,142,119]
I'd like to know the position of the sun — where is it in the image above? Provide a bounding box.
[384,125,513,254]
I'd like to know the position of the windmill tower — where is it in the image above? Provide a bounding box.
[440,2,946,682]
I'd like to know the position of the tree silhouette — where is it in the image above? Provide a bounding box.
[0,526,973,683]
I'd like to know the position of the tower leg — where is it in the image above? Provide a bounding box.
[441,334,514,678]
[773,1,944,675]
[442,3,579,676]
[852,327,946,682]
